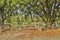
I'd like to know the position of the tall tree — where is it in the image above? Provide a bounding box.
[19,0,60,28]
[0,0,18,26]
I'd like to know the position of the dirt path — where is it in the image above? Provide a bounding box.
[0,28,60,40]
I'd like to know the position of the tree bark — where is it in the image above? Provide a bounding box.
[0,8,4,26]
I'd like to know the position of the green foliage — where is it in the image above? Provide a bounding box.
[0,0,60,29]
[4,0,60,23]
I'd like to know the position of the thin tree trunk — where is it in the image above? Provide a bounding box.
[0,13,2,25]
[0,8,4,26]
[0,13,4,26]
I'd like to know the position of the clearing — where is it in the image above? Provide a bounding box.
[0,28,60,40]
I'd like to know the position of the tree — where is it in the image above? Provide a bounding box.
[39,0,60,28]
[0,0,60,29]
[0,0,18,26]
[18,0,60,28]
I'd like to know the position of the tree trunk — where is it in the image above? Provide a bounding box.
[0,11,4,26]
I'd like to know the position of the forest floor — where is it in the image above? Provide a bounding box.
[0,28,60,40]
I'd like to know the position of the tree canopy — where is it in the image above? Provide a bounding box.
[0,0,60,28]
